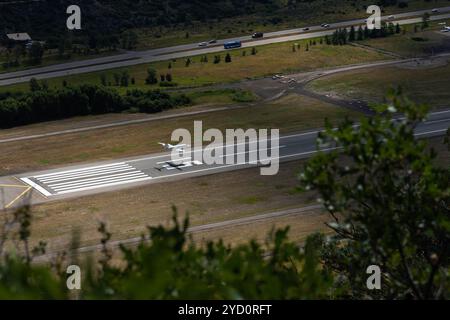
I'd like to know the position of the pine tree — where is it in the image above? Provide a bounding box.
[349,26,356,42]
[357,26,364,41]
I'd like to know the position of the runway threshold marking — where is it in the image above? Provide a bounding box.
[20,162,153,196]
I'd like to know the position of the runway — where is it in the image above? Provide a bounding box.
[9,109,449,206]
[1,7,450,86]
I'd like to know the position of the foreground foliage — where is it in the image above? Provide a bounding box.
[300,91,450,299]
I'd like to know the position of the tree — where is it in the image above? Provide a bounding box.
[113,73,121,86]
[395,23,401,34]
[57,38,66,58]
[145,68,158,85]
[349,26,356,42]
[357,26,364,41]
[166,73,172,82]
[120,71,130,87]
[120,30,138,50]
[28,42,44,65]
[388,23,395,35]
[422,12,430,30]
[100,74,107,86]
[364,26,370,38]
[225,53,232,63]
[29,78,41,92]
[299,92,450,299]
[251,47,257,55]
[41,80,49,91]
[185,58,191,67]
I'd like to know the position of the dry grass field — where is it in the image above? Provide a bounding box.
[308,61,450,107]
[0,39,388,93]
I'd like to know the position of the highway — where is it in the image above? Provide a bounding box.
[0,7,450,86]
[2,109,447,207]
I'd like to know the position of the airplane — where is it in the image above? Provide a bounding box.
[154,161,185,171]
[158,142,187,151]
[154,159,202,172]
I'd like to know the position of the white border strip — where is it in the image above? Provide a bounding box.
[20,177,52,197]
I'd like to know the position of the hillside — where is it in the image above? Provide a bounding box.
[0,0,415,39]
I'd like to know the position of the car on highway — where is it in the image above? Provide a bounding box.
[198,42,208,47]
[303,27,310,31]
[272,74,285,80]
[432,8,439,13]
[252,32,264,38]
[321,23,330,28]
[387,15,395,20]
[208,39,217,44]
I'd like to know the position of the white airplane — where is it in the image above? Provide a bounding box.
[158,142,187,151]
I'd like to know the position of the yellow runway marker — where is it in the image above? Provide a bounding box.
[5,186,32,209]
[0,184,29,188]
[0,183,33,209]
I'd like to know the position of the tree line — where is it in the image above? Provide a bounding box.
[327,22,402,46]
[0,82,190,128]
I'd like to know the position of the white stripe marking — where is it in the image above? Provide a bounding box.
[56,177,153,194]
[20,177,52,197]
[50,172,147,190]
[34,162,127,178]
[39,166,134,182]
[48,170,147,187]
